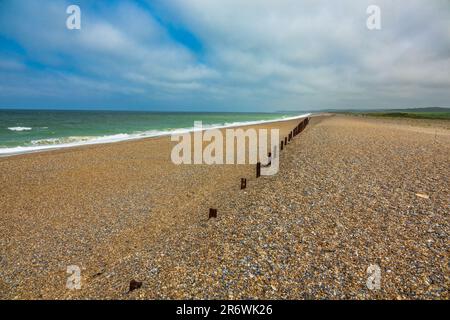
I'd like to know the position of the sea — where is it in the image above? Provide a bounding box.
[0,110,309,156]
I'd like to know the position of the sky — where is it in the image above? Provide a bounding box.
[0,0,449,112]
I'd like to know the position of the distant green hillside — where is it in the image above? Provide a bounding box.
[331,107,450,120]
[361,111,450,120]
[385,107,450,113]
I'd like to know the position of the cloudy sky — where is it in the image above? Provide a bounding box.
[0,0,449,111]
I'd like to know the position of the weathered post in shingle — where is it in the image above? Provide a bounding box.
[209,208,217,219]
[129,280,142,292]
[240,178,247,190]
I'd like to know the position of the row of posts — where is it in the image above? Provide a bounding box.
[209,117,310,219]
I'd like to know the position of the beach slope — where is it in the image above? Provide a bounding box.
[0,115,448,299]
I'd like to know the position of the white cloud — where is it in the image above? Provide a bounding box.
[151,0,450,109]
[0,0,449,110]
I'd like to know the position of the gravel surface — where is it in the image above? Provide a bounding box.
[0,115,448,299]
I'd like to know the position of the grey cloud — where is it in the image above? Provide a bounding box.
[0,0,449,110]
[153,0,450,109]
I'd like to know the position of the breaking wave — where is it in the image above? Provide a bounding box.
[7,127,32,132]
[0,113,310,156]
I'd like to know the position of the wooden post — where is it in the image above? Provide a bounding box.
[129,280,142,292]
[256,162,261,178]
[240,178,247,190]
[209,208,217,219]
[285,137,287,145]
[280,141,283,151]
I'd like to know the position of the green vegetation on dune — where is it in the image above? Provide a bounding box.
[361,112,450,120]
[337,108,450,120]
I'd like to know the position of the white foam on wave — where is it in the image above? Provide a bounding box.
[0,113,311,156]
[7,127,32,132]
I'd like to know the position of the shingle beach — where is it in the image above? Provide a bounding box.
[0,115,448,299]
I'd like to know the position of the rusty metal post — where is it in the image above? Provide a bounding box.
[209,208,217,219]
[129,280,142,292]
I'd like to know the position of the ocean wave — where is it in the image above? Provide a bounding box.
[0,113,311,156]
[31,136,96,146]
[7,127,32,132]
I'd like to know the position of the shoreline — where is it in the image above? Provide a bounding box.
[0,113,311,158]
[0,116,306,299]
